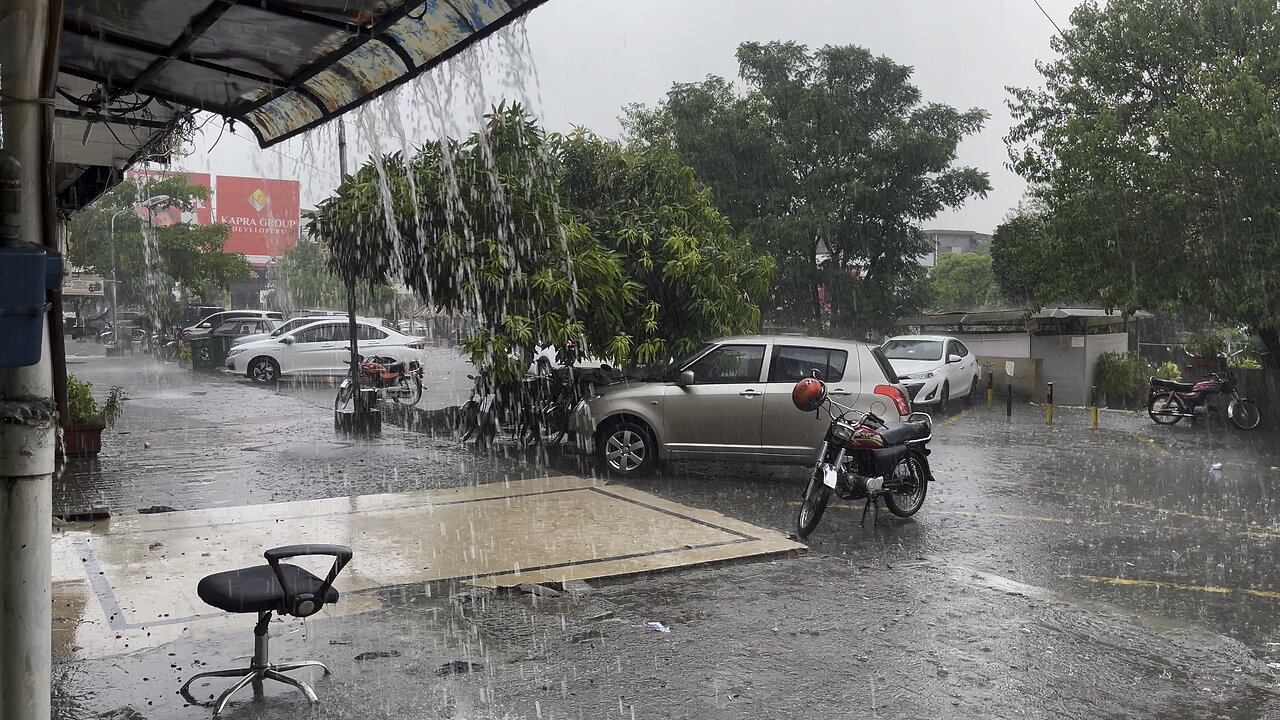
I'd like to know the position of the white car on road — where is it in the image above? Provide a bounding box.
[226,318,426,384]
[881,335,980,410]
[232,315,383,347]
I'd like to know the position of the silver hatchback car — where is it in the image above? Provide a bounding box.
[574,335,912,475]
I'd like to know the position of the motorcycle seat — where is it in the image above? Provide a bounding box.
[383,360,405,373]
[1150,376,1196,392]
[877,421,931,446]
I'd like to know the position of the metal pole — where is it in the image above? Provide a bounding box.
[109,209,123,345]
[1006,383,1012,418]
[1,1,55,717]
[1046,382,1054,425]
[336,121,364,424]
[1090,385,1099,430]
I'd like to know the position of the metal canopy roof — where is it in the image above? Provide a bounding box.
[895,308,1154,327]
[59,0,546,148]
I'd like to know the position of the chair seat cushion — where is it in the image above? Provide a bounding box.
[197,564,339,614]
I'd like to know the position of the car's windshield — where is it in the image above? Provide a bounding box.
[270,318,313,337]
[629,342,714,381]
[882,339,943,362]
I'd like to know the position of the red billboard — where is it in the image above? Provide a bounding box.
[213,176,301,262]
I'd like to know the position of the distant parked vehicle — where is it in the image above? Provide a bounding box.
[1148,363,1260,430]
[225,318,427,384]
[881,335,980,411]
[231,315,380,347]
[184,310,283,340]
[210,317,278,339]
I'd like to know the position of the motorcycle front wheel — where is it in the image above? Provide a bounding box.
[1229,398,1261,430]
[1147,392,1184,425]
[884,451,930,518]
[796,466,832,539]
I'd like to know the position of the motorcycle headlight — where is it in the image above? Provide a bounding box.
[831,420,856,443]
[906,370,935,380]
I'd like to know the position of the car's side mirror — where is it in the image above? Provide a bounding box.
[677,370,695,387]
[947,354,962,364]
[280,337,294,344]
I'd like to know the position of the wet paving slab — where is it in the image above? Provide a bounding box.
[52,475,800,661]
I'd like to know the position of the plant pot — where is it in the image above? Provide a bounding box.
[61,422,105,457]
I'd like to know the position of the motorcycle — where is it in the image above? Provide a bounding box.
[792,374,935,539]
[334,354,424,411]
[1147,369,1260,430]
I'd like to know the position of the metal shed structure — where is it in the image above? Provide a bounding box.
[894,307,1153,405]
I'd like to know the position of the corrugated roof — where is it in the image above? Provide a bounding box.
[895,308,1153,327]
[58,0,547,148]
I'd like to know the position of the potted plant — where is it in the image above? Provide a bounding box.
[62,374,125,457]
[1186,332,1226,369]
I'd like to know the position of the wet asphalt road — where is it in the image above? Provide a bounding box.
[55,351,1280,718]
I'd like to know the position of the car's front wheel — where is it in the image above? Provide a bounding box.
[597,419,656,476]
[248,356,280,385]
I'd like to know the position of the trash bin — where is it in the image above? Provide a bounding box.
[190,337,216,371]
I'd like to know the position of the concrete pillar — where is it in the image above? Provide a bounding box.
[0,0,57,719]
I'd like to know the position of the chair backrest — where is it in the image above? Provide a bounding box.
[264,544,353,617]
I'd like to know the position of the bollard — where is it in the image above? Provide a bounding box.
[986,366,994,411]
[1006,383,1012,418]
[1090,385,1099,429]
[1046,382,1054,425]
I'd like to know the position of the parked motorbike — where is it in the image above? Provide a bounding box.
[1147,370,1260,430]
[792,374,935,539]
[97,323,147,346]
[334,354,424,410]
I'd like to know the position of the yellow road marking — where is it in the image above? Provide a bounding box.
[939,409,970,428]
[1063,574,1280,601]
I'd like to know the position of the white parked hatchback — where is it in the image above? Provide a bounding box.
[225,318,427,384]
[881,335,981,409]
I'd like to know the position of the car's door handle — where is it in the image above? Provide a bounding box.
[830,388,853,396]
[739,389,762,398]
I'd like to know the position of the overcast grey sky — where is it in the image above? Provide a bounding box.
[174,0,1085,234]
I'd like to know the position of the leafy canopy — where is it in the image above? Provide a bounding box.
[67,174,248,326]
[927,253,1001,312]
[1006,0,1280,358]
[308,105,773,382]
[624,41,991,334]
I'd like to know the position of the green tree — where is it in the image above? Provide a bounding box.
[265,239,402,318]
[1006,0,1280,362]
[928,253,1000,311]
[989,202,1083,308]
[308,105,772,382]
[67,174,248,327]
[624,41,991,334]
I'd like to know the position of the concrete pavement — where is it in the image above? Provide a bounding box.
[52,353,1280,719]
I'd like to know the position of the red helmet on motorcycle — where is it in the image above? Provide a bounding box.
[792,377,826,412]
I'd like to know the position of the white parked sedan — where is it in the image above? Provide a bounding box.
[881,335,980,410]
[225,318,426,384]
